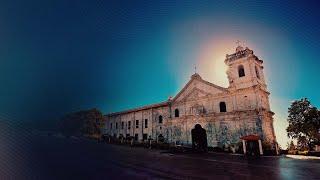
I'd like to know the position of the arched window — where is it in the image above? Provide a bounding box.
[219,102,227,112]
[174,109,179,117]
[238,65,245,77]
[255,66,260,79]
[158,115,163,124]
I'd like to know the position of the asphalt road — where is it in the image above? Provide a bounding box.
[1,128,320,180]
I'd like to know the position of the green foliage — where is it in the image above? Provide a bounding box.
[59,108,104,137]
[287,140,296,151]
[297,136,308,151]
[286,98,320,150]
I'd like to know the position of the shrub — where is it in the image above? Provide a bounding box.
[281,150,288,155]
[297,150,309,155]
[288,150,298,155]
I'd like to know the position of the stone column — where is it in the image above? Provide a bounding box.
[242,140,246,155]
[258,140,263,155]
[275,142,279,155]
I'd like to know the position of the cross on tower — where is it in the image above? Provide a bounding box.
[194,64,197,74]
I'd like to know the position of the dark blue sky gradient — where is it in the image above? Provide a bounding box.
[0,0,319,142]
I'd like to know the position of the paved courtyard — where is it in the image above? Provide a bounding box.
[1,128,320,180]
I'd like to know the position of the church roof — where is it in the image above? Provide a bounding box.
[106,73,228,117]
[106,101,168,117]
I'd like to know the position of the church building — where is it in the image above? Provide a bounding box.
[104,45,277,151]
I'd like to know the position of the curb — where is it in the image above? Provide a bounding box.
[286,154,320,160]
[207,151,281,158]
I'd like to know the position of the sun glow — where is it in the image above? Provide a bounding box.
[196,35,258,88]
[196,37,235,87]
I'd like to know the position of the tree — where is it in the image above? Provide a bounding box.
[286,98,320,150]
[287,140,296,151]
[297,136,308,151]
[59,108,104,137]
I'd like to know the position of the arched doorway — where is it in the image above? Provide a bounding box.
[191,124,208,152]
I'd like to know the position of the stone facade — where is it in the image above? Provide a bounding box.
[104,46,277,148]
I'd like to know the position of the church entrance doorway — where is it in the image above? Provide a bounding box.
[191,124,208,152]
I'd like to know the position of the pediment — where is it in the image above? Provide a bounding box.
[172,75,228,103]
[180,88,211,102]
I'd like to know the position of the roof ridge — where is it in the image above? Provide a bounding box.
[106,75,228,117]
[106,101,168,117]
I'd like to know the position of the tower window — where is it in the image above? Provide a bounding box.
[136,120,139,128]
[174,109,179,117]
[110,123,112,129]
[128,121,131,129]
[255,66,260,79]
[219,102,227,112]
[159,115,163,123]
[121,122,124,129]
[238,65,245,77]
[115,122,118,129]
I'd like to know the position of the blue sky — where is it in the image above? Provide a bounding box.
[0,0,319,147]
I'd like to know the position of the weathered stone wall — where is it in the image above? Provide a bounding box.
[104,46,277,147]
[105,89,276,147]
[162,110,270,147]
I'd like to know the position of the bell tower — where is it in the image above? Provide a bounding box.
[225,45,267,90]
[224,44,275,143]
